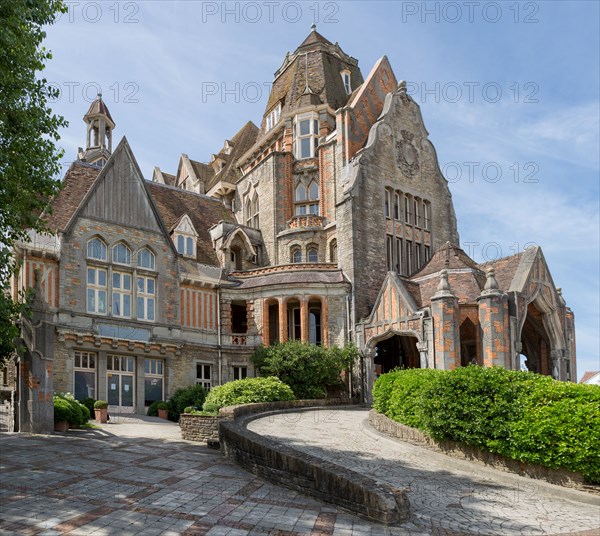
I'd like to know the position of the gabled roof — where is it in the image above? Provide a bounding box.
[296,27,334,50]
[580,371,599,384]
[146,182,235,266]
[189,159,214,186]
[365,272,419,324]
[206,121,258,189]
[412,242,481,279]
[43,161,101,232]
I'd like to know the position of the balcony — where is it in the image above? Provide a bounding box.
[287,214,324,229]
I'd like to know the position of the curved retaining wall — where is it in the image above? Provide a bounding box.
[368,410,592,491]
[218,399,410,525]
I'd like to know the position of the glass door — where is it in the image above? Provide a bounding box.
[107,355,136,413]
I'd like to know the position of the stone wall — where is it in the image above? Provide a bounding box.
[368,410,589,490]
[218,399,410,524]
[179,413,219,442]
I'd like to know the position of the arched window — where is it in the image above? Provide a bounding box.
[87,238,107,261]
[112,243,131,265]
[329,239,337,263]
[245,192,260,228]
[294,180,319,215]
[307,247,318,263]
[251,192,259,228]
[137,248,155,270]
[245,197,252,226]
[291,247,302,264]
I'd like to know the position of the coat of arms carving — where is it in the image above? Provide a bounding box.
[396,130,419,177]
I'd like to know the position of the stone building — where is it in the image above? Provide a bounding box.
[12,27,576,419]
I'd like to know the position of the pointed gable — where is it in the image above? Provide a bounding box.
[73,137,163,233]
[363,272,421,343]
[174,214,198,236]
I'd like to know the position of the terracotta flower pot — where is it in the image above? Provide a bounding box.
[158,409,169,419]
[95,408,108,423]
[54,420,69,432]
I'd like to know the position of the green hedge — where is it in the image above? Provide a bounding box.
[373,366,600,483]
[53,393,90,425]
[203,376,295,410]
[251,341,357,399]
[162,384,208,422]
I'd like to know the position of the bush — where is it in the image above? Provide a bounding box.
[156,401,169,410]
[373,368,444,428]
[54,393,90,425]
[251,341,357,399]
[93,399,108,409]
[147,400,160,417]
[373,366,600,483]
[166,384,208,422]
[54,397,75,423]
[81,397,95,414]
[203,377,295,410]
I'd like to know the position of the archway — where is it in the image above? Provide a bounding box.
[374,333,420,375]
[520,302,552,375]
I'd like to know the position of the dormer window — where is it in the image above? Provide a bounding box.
[172,214,198,258]
[265,103,281,131]
[341,70,351,95]
[293,113,319,159]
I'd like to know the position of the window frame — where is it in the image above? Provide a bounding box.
[87,266,107,315]
[293,113,319,160]
[196,363,212,390]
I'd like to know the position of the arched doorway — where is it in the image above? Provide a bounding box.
[374,333,420,375]
[520,302,552,375]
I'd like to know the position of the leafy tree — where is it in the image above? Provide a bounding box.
[0,0,67,363]
[251,341,358,399]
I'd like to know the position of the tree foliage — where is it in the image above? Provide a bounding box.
[0,0,67,363]
[251,341,358,399]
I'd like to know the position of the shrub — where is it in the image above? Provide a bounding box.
[203,377,295,410]
[251,341,357,399]
[54,397,75,423]
[156,401,169,410]
[374,368,444,428]
[81,397,95,414]
[183,406,195,414]
[93,400,108,409]
[202,402,220,414]
[54,393,90,425]
[147,400,160,417]
[373,366,600,483]
[166,384,208,422]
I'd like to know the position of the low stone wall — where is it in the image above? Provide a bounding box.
[179,414,219,442]
[218,399,410,525]
[368,410,589,490]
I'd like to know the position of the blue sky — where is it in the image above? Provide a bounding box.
[42,1,599,378]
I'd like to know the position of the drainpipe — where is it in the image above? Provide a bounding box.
[217,271,223,386]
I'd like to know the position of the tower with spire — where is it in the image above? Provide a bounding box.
[77,93,115,167]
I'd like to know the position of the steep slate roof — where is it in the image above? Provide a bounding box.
[412,242,481,279]
[189,159,214,186]
[43,161,101,232]
[262,29,363,132]
[231,269,346,289]
[162,172,177,186]
[480,253,525,293]
[84,96,114,125]
[146,182,235,266]
[207,121,258,189]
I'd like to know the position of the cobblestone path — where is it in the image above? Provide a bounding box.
[247,407,600,536]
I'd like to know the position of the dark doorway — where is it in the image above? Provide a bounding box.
[374,334,420,375]
[231,302,247,334]
[520,302,552,375]
[268,302,279,344]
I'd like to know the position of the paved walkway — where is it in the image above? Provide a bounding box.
[0,415,423,536]
[248,407,600,536]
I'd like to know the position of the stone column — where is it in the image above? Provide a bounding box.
[300,298,309,343]
[278,297,288,343]
[430,270,461,370]
[477,268,510,369]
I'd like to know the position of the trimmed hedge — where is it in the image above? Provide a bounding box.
[373,366,600,483]
[164,384,208,422]
[203,376,295,410]
[53,393,90,425]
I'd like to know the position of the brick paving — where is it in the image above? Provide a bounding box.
[248,408,600,536]
[1,410,598,535]
[1,415,419,535]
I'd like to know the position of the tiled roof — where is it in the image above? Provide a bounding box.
[296,28,334,50]
[412,242,481,279]
[207,121,258,190]
[83,96,114,125]
[145,182,235,266]
[579,371,599,384]
[189,159,215,187]
[43,161,101,232]
[479,252,524,293]
[230,268,346,289]
[162,172,177,186]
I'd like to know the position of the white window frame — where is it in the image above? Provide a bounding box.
[112,243,131,265]
[265,103,281,131]
[341,70,352,95]
[294,113,319,159]
[294,180,319,215]
[87,266,107,314]
[136,275,156,321]
[74,350,97,400]
[233,366,247,381]
[137,248,156,270]
[196,363,212,390]
[87,238,107,261]
[112,271,132,318]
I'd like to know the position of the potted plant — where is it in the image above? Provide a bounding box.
[94,400,109,423]
[54,398,71,432]
[157,401,169,419]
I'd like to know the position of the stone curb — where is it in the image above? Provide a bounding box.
[218,399,411,525]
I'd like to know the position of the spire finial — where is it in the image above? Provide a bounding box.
[311,22,317,32]
[479,267,502,298]
[97,91,102,99]
[433,269,455,299]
